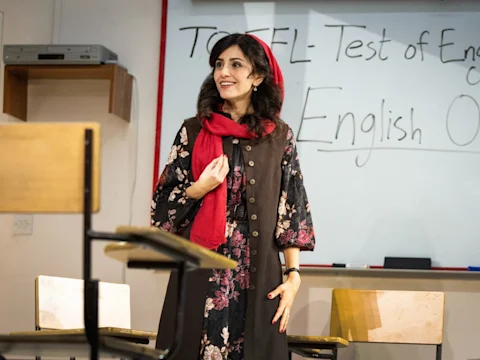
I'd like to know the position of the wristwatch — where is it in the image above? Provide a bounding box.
[284,267,300,276]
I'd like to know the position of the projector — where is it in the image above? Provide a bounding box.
[3,44,118,65]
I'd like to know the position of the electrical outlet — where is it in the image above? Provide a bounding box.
[13,214,34,235]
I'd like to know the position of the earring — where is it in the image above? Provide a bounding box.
[253,86,257,91]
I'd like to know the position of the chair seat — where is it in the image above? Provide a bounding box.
[288,335,349,359]
[289,348,329,358]
[10,327,157,344]
[288,335,349,348]
[0,333,164,359]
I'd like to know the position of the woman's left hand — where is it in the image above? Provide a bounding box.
[268,272,301,333]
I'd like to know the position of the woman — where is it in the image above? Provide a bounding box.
[151,33,315,360]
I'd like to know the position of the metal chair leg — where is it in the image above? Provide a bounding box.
[332,347,338,360]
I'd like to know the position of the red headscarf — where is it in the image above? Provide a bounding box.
[248,34,284,100]
[189,34,284,250]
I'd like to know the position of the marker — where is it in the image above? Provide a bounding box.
[346,264,370,269]
[468,266,480,272]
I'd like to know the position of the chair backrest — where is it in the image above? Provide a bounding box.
[36,275,131,330]
[329,289,445,345]
[0,122,100,213]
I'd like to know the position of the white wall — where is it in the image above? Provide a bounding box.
[0,2,479,360]
[0,0,162,334]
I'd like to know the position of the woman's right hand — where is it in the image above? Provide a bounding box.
[199,154,230,190]
[186,155,229,199]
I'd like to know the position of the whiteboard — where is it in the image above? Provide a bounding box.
[157,0,480,267]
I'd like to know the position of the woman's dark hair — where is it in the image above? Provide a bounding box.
[197,33,285,138]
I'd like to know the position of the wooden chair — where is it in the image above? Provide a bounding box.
[10,275,156,345]
[0,122,237,360]
[288,288,445,360]
[331,289,445,359]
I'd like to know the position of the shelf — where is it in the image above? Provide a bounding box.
[3,64,133,122]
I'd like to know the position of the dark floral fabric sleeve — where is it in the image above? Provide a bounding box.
[275,126,316,251]
[150,125,202,234]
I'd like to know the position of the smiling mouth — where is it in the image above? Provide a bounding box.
[220,81,235,87]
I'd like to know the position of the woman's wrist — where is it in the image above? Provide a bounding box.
[285,269,301,286]
[286,273,301,291]
[287,270,301,280]
[185,180,209,200]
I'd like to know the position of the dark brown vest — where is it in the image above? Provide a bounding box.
[156,117,290,360]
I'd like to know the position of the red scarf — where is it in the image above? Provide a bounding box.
[189,35,284,250]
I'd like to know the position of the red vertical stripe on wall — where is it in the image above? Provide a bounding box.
[152,0,169,191]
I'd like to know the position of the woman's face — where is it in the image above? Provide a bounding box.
[213,45,262,104]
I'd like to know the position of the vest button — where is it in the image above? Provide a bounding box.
[251,214,257,220]
[251,266,257,272]
[246,145,252,151]
[252,231,259,237]
[248,160,254,167]
[249,197,256,204]
[251,249,257,255]
[249,179,256,185]
[249,285,255,290]
[232,138,239,144]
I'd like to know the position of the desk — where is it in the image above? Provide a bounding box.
[10,328,157,344]
[0,334,164,359]
[105,226,238,270]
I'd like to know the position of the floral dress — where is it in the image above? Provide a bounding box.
[151,119,315,360]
